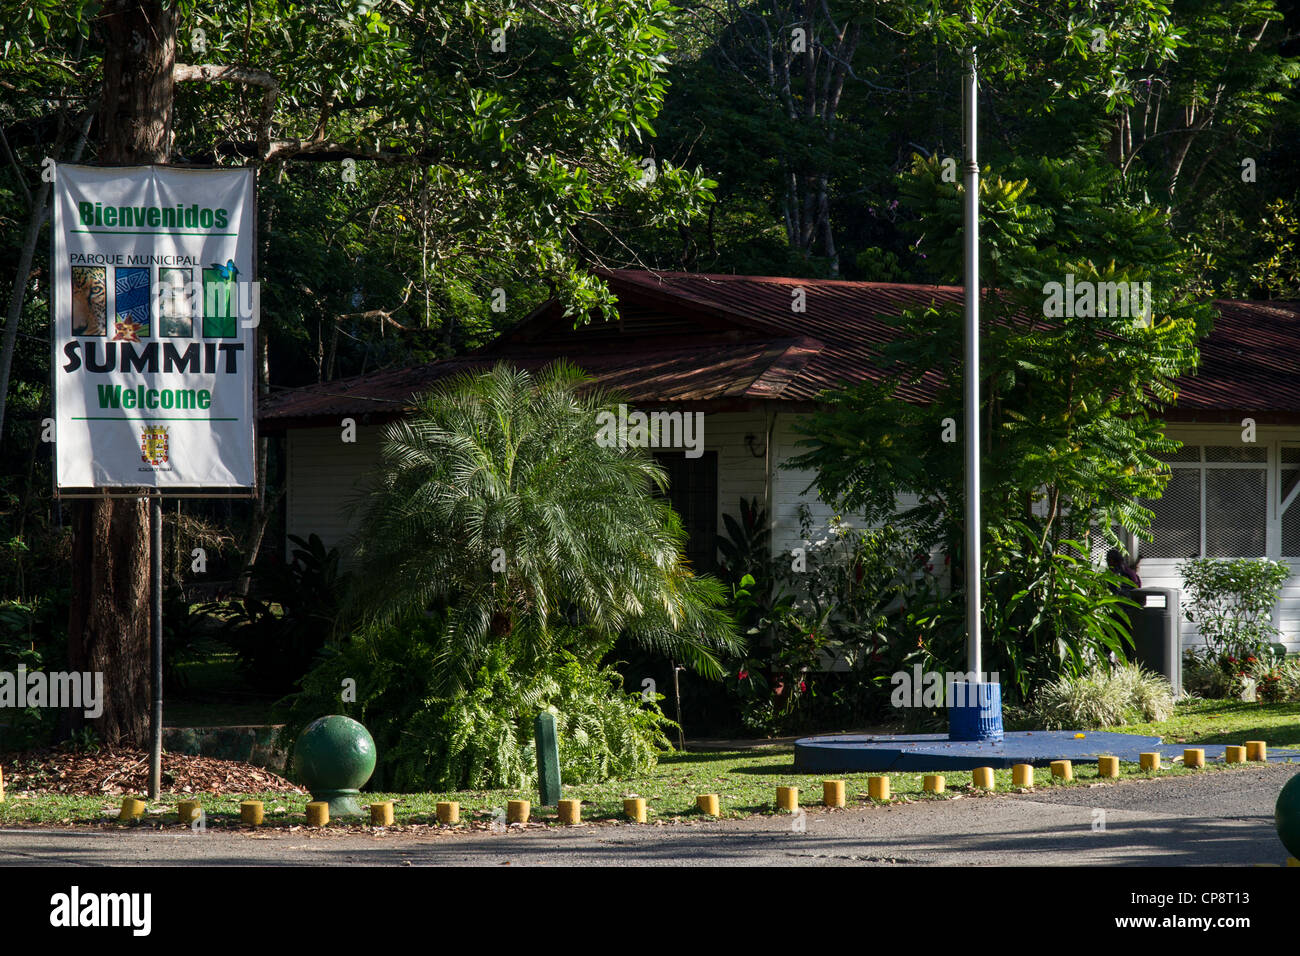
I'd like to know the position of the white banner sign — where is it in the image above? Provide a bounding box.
[52,164,256,489]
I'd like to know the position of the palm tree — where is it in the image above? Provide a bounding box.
[347,361,741,692]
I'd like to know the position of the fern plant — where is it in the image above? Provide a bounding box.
[278,617,676,791]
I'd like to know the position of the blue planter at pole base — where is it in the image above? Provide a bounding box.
[948,682,1004,742]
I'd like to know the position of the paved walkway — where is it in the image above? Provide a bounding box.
[2,763,1295,866]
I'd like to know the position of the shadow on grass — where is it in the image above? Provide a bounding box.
[663,750,786,767]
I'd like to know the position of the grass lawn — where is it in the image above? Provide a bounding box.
[3,698,1296,830]
[1105,697,1300,747]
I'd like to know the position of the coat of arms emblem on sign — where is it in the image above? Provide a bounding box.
[140,425,169,466]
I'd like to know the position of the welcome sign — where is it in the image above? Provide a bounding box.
[52,165,256,489]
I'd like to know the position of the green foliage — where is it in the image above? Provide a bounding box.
[1032,663,1175,730]
[347,363,740,690]
[789,157,1205,702]
[0,599,50,747]
[222,534,348,695]
[718,501,932,732]
[1178,558,1291,658]
[716,497,770,582]
[280,618,675,791]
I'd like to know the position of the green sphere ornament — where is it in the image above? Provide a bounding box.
[1275,771,1300,858]
[292,715,377,817]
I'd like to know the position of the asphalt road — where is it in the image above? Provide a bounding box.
[2,762,1296,866]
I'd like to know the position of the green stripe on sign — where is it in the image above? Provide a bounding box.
[72,416,239,421]
[70,229,239,236]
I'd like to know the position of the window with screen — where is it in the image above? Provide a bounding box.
[1143,445,1267,558]
[1145,467,1200,558]
[1282,446,1300,557]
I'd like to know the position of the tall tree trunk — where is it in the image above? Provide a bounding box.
[65,0,176,747]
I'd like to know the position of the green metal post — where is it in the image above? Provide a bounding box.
[535,711,562,806]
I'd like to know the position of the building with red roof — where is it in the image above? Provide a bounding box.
[259,270,1300,649]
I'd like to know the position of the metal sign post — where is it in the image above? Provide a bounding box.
[148,492,162,798]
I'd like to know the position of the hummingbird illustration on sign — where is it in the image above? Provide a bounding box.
[209,259,238,280]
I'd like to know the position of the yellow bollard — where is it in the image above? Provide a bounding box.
[868,776,891,800]
[697,794,720,816]
[436,801,459,825]
[119,797,146,821]
[1012,764,1034,788]
[1097,756,1119,778]
[972,767,995,790]
[1139,752,1161,771]
[507,799,530,824]
[557,799,581,825]
[923,774,945,794]
[822,780,846,808]
[1050,760,1073,782]
[776,786,799,812]
[240,800,264,826]
[177,800,201,825]
[370,801,394,826]
[1246,740,1267,762]
[1183,749,1205,770]
[623,798,647,823]
[0,765,5,802]
[305,802,329,826]
[1225,746,1247,764]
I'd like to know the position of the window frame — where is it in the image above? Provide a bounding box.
[1146,442,1270,560]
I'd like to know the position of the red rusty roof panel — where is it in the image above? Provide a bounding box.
[258,270,1300,426]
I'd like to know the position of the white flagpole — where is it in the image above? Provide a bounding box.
[963,34,981,677]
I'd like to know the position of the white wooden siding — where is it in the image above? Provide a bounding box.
[1140,424,1300,653]
[704,411,768,538]
[769,413,837,556]
[284,414,1299,656]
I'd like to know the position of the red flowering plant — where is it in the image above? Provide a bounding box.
[722,571,823,733]
[719,501,934,734]
[1184,643,1289,701]
[1180,558,1292,700]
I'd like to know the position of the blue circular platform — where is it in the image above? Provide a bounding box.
[792,731,1300,772]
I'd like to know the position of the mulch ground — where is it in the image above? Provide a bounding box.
[0,747,304,796]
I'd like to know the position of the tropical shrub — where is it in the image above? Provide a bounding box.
[0,600,51,747]
[346,363,740,691]
[904,525,1137,706]
[1253,654,1300,703]
[1184,642,1293,701]
[1178,557,1290,659]
[1032,663,1175,729]
[279,617,675,791]
[719,502,933,733]
[282,365,732,787]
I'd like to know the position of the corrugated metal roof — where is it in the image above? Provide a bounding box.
[1173,298,1300,417]
[258,270,1300,427]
